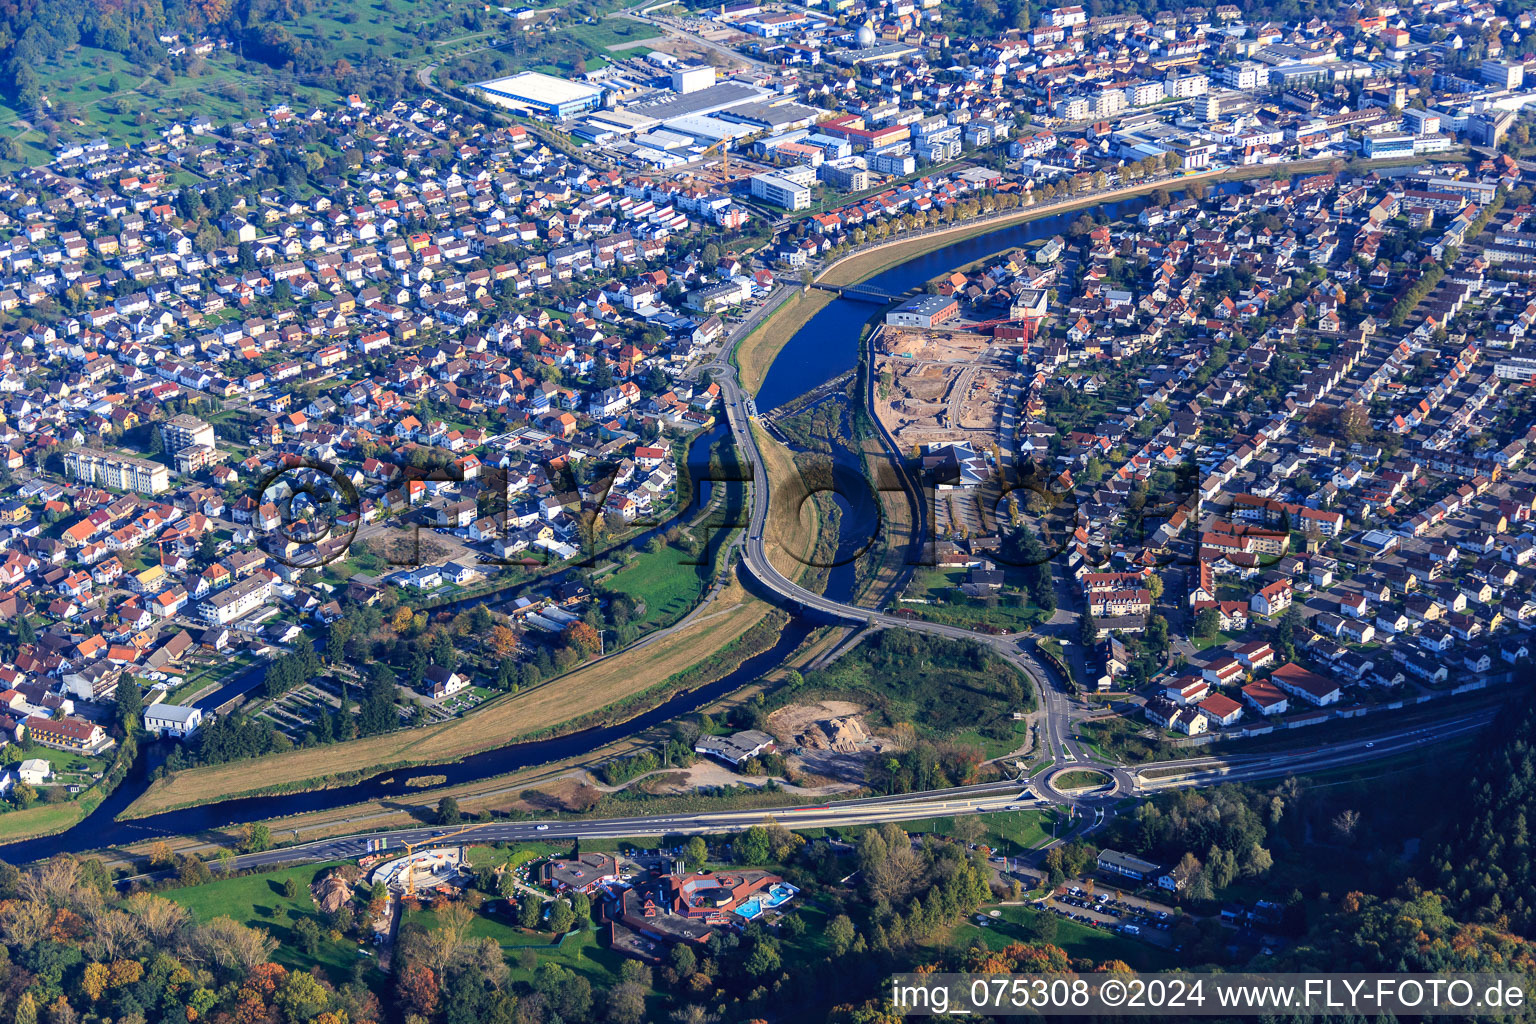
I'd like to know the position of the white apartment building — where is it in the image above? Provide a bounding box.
[161,413,215,454]
[198,573,273,625]
[64,446,169,495]
[1092,87,1127,117]
[1164,72,1210,99]
[1129,80,1165,106]
[1402,108,1441,135]
[1049,4,1086,27]
[749,172,811,210]
[1055,96,1090,120]
[1221,62,1269,90]
[1481,59,1524,90]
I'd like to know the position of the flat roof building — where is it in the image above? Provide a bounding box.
[64,446,169,495]
[477,72,604,120]
[1363,132,1414,158]
[749,172,811,210]
[541,852,621,894]
[886,294,959,328]
[162,413,215,454]
[199,573,273,625]
[1097,848,1161,880]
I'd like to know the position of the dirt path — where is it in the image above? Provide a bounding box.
[572,761,859,795]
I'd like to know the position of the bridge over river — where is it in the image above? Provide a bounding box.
[808,282,917,304]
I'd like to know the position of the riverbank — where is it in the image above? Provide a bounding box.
[122,577,777,818]
[732,170,1195,396]
[731,155,1412,396]
[99,604,845,867]
[0,793,100,845]
[755,419,841,588]
[735,288,835,395]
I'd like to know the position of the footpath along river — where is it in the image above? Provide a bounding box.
[4,176,1248,860]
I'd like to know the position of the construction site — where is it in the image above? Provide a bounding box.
[370,846,468,900]
[765,700,903,784]
[871,323,1027,456]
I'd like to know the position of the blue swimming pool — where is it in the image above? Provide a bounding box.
[735,883,799,920]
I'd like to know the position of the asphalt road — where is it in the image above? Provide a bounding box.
[173,705,1494,879]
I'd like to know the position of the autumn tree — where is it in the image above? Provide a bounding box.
[607,982,647,1024]
[517,895,542,929]
[1335,402,1370,445]
[275,971,331,1024]
[826,913,857,957]
[488,625,518,658]
[398,964,439,1016]
[951,816,986,847]
[564,621,601,656]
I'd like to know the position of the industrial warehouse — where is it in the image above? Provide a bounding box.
[476,71,605,120]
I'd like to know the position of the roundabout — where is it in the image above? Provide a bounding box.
[1035,763,1136,804]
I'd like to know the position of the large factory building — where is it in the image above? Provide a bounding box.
[477,72,604,120]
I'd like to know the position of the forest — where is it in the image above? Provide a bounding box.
[1,0,181,111]
[1432,698,1536,937]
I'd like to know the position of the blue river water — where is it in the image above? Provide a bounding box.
[4,179,1243,861]
[755,181,1242,413]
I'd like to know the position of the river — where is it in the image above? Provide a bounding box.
[755,181,1244,412]
[5,177,1248,861]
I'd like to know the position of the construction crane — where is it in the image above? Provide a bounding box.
[701,138,733,177]
[399,821,494,899]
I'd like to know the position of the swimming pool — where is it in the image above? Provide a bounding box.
[764,883,797,908]
[734,883,799,921]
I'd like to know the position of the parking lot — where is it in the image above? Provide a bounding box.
[1037,885,1180,946]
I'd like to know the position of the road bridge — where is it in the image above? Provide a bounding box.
[809,282,913,304]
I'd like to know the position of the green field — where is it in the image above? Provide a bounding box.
[560,19,659,54]
[779,629,1035,746]
[166,863,383,980]
[941,903,1179,972]
[0,798,96,844]
[250,0,507,68]
[0,0,499,165]
[904,568,1051,634]
[2,47,335,167]
[599,541,708,633]
[897,809,1063,852]
[406,905,629,992]
[1053,769,1112,790]
[2,744,108,779]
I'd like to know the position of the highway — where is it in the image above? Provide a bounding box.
[139,780,1035,877]
[173,705,1493,879]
